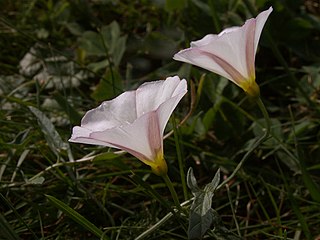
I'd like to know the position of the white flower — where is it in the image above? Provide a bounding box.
[173,7,273,97]
[69,76,187,175]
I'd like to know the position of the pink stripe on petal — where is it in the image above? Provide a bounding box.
[87,130,151,163]
[201,51,246,85]
[108,142,150,163]
[147,111,162,159]
[245,19,256,79]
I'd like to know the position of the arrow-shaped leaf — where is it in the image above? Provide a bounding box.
[187,168,220,239]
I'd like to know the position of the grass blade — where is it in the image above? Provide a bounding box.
[0,213,21,240]
[45,194,109,240]
[0,193,39,239]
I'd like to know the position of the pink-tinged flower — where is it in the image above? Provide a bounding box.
[69,76,187,176]
[173,7,273,97]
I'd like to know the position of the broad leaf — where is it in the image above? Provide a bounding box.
[78,21,127,68]
[91,68,123,101]
[187,168,220,239]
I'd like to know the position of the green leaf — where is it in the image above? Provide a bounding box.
[101,22,127,67]
[187,168,220,239]
[87,59,109,73]
[187,168,200,195]
[79,31,105,56]
[202,107,217,133]
[188,210,213,240]
[205,168,221,192]
[29,106,69,154]
[187,169,241,239]
[45,195,109,240]
[91,68,123,101]
[78,21,127,67]
[165,0,187,12]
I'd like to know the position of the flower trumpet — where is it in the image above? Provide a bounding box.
[69,76,187,176]
[173,7,273,97]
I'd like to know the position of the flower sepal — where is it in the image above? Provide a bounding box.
[241,78,260,98]
[145,151,168,176]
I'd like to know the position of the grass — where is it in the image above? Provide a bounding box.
[1,0,320,239]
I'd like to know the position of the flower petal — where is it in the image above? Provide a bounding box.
[69,126,117,147]
[243,18,256,79]
[174,47,243,86]
[135,76,184,117]
[89,111,161,162]
[173,7,273,87]
[192,23,252,79]
[254,7,273,54]
[156,80,188,134]
[80,91,137,132]
[147,111,162,155]
[69,76,187,168]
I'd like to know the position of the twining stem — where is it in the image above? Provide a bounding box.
[217,97,271,190]
[162,174,182,211]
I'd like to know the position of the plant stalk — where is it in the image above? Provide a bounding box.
[162,174,182,212]
[217,97,271,190]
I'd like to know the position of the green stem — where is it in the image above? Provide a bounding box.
[171,118,188,200]
[217,97,271,190]
[136,98,271,240]
[225,184,241,237]
[134,198,193,240]
[162,174,182,211]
